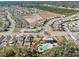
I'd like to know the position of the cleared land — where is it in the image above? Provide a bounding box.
[38,11,60,18]
[21,13,42,24]
[21,11,60,25]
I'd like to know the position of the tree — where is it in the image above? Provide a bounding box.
[27,35,34,47]
[15,47,28,57]
[22,35,26,46]
[39,40,79,57]
[0,46,16,57]
[0,45,37,57]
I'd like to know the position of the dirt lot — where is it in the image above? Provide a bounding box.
[38,11,60,19]
[13,11,60,33]
[55,36,66,41]
[22,13,42,24]
[21,11,60,24]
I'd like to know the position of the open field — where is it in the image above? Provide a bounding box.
[38,11,60,18]
[0,21,3,27]
[21,11,60,26]
[21,13,42,24]
[27,5,79,15]
[55,36,67,41]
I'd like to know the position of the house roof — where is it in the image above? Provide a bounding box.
[43,35,53,40]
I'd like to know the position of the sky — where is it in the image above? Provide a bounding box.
[0,0,79,1]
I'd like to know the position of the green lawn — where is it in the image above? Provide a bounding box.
[0,21,3,27]
[27,5,79,15]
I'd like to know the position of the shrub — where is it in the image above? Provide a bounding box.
[39,40,79,57]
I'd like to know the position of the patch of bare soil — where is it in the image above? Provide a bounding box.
[21,11,60,24]
[38,11,60,19]
[13,11,61,33]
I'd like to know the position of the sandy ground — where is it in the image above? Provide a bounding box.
[22,14,42,24]
[38,11,60,19]
[13,11,61,33]
[55,36,66,41]
[21,11,61,24]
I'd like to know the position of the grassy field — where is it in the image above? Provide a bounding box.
[27,5,79,15]
[0,21,3,27]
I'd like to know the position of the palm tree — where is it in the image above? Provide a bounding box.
[27,35,33,47]
[39,40,79,57]
[22,35,26,46]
